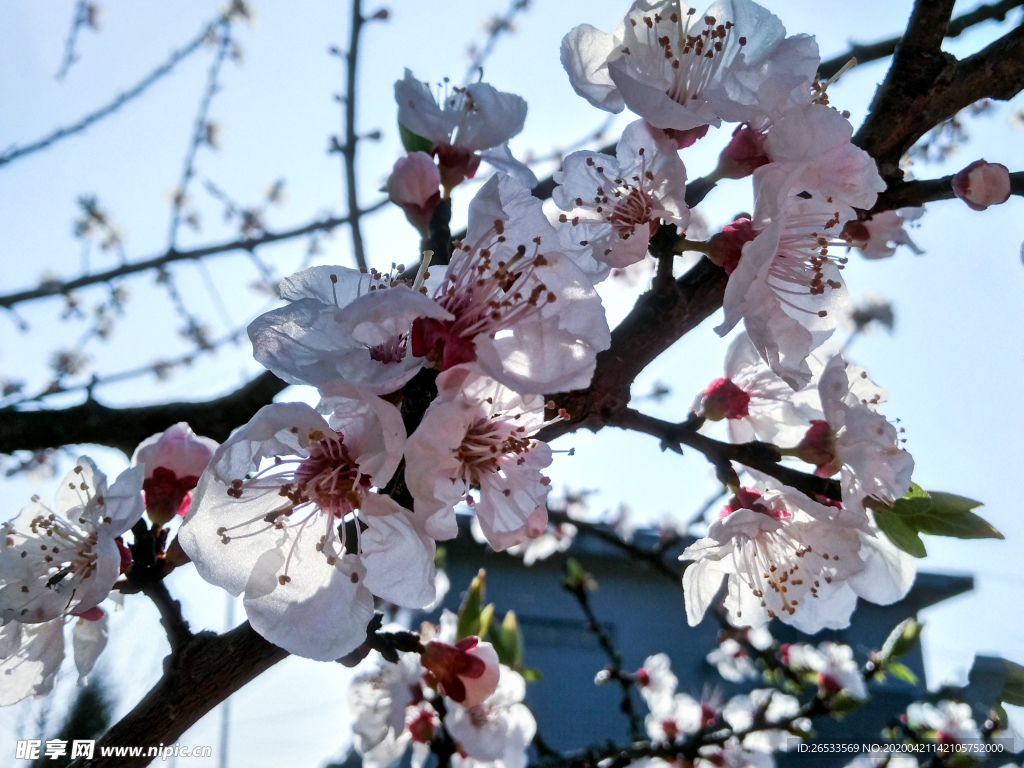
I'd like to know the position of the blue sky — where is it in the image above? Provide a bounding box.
[0,1,1022,765]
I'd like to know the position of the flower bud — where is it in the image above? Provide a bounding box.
[707,217,758,275]
[421,637,500,707]
[715,124,769,180]
[796,419,837,470]
[952,159,1011,211]
[387,152,442,234]
[133,423,218,527]
[699,377,751,421]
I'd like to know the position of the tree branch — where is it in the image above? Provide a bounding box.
[854,1,1024,182]
[0,201,386,310]
[0,370,287,456]
[538,256,728,443]
[870,170,1024,213]
[67,623,287,768]
[564,568,645,742]
[819,0,1024,79]
[340,0,368,270]
[0,18,218,169]
[853,0,960,181]
[610,408,841,501]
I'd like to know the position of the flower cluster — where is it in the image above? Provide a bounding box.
[182,166,612,660]
[684,334,916,632]
[0,424,218,705]
[350,611,533,768]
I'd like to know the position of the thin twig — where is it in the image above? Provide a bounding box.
[547,509,683,582]
[611,408,841,501]
[55,0,93,81]
[463,0,530,85]
[167,21,233,250]
[0,200,387,310]
[564,570,645,742]
[869,170,1024,214]
[340,0,368,270]
[0,18,218,168]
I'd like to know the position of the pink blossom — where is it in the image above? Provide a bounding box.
[132,423,218,526]
[421,636,501,707]
[952,159,1012,211]
[388,152,441,234]
[716,123,770,179]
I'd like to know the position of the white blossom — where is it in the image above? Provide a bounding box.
[681,484,913,633]
[395,70,535,189]
[249,265,450,396]
[179,396,436,661]
[786,641,868,700]
[447,665,537,768]
[412,175,611,395]
[405,365,551,549]
[561,0,819,131]
[0,458,143,623]
[552,120,689,268]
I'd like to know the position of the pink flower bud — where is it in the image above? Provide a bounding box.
[700,377,751,421]
[707,217,758,275]
[796,419,837,469]
[387,152,442,233]
[133,423,218,527]
[952,159,1011,211]
[421,637,501,707]
[716,124,769,179]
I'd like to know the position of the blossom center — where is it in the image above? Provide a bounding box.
[625,11,741,107]
[367,333,408,364]
[457,414,534,486]
[412,221,556,370]
[294,433,369,519]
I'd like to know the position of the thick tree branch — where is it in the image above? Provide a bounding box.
[68,623,287,768]
[0,201,386,310]
[854,0,960,180]
[538,256,728,443]
[0,370,287,456]
[819,0,1024,79]
[854,1,1024,182]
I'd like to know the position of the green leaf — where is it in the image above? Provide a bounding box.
[874,508,927,557]
[909,510,1003,540]
[487,610,524,668]
[889,486,1001,540]
[828,692,865,719]
[999,659,1024,707]
[399,122,435,154]
[887,662,919,685]
[457,569,487,640]
[520,667,542,682]
[881,618,924,661]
